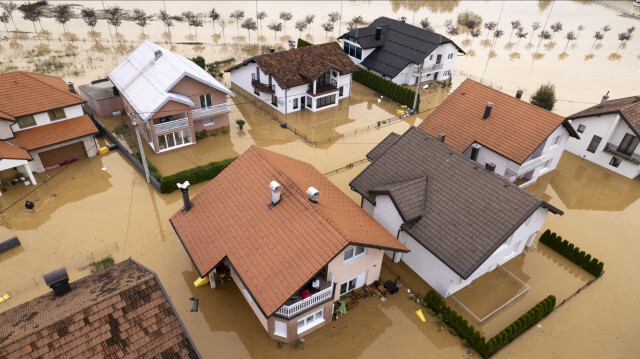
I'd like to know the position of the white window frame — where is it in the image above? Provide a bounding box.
[550,135,560,147]
[297,308,324,334]
[447,53,453,60]
[343,246,366,265]
[203,117,214,126]
[200,93,213,108]
[541,159,552,170]
[293,97,299,109]
[274,320,287,338]
[157,129,192,151]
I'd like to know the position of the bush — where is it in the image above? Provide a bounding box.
[352,68,419,109]
[530,82,557,111]
[449,328,457,336]
[89,254,115,273]
[195,130,207,140]
[297,38,313,48]
[190,56,206,69]
[539,229,604,277]
[133,152,162,181]
[160,158,234,193]
[236,119,246,130]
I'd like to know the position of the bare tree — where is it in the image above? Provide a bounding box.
[351,15,365,26]
[182,11,195,34]
[515,27,528,50]
[219,18,227,40]
[491,28,504,49]
[0,12,9,34]
[321,21,334,39]
[602,24,611,33]
[81,7,97,32]
[295,20,307,38]
[279,11,292,33]
[328,11,340,24]
[457,11,482,36]
[209,8,220,32]
[190,17,203,38]
[0,1,17,29]
[20,2,43,34]
[628,26,636,35]
[538,29,551,40]
[564,31,576,51]
[484,21,497,39]
[52,4,72,34]
[158,9,173,34]
[267,21,282,42]
[241,17,257,43]
[576,24,584,39]
[470,27,481,46]
[257,11,267,33]
[549,21,563,39]
[304,14,315,34]
[347,20,357,31]
[445,20,459,36]
[105,6,123,33]
[420,17,433,31]
[133,9,150,35]
[591,30,603,52]
[230,10,245,35]
[509,20,521,41]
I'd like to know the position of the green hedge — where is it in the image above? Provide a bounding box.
[352,68,419,109]
[297,38,313,48]
[423,290,556,358]
[160,158,234,193]
[539,229,604,277]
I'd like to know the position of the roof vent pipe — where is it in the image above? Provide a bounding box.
[470,143,481,161]
[515,90,523,99]
[154,50,163,60]
[307,187,320,203]
[269,181,282,207]
[485,162,496,172]
[43,267,71,297]
[600,91,610,105]
[437,133,446,143]
[482,102,493,120]
[177,181,193,213]
[269,48,275,53]
[375,27,382,41]
[67,81,76,93]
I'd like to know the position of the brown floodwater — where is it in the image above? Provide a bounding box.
[1,1,639,358]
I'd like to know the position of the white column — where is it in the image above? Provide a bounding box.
[313,80,317,94]
[22,163,36,185]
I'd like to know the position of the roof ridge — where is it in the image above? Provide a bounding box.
[20,71,84,102]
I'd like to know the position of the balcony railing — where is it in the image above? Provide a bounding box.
[505,155,548,176]
[191,103,231,119]
[251,74,275,94]
[416,63,444,72]
[603,142,640,165]
[154,117,189,134]
[275,285,333,318]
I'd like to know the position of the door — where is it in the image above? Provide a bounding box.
[433,72,438,81]
[38,141,87,168]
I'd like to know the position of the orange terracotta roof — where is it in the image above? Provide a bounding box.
[419,79,568,164]
[0,141,31,160]
[170,146,407,316]
[11,115,98,151]
[0,71,85,120]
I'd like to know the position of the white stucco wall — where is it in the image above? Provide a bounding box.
[527,125,570,180]
[392,43,460,85]
[229,264,269,331]
[11,104,84,133]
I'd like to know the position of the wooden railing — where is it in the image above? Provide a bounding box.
[275,285,333,318]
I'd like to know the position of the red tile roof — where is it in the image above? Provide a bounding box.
[0,259,200,359]
[0,141,32,160]
[419,79,568,164]
[170,146,407,316]
[567,95,640,135]
[0,71,85,120]
[11,115,98,151]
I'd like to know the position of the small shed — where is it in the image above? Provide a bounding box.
[78,79,124,117]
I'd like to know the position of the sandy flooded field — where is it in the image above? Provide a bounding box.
[1,1,639,358]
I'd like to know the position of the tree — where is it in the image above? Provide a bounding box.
[420,17,433,31]
[617,31,632,51]
[328,11,340,24]
[549,21,563,39]
[491,28,504,49]
[182,11,195,34]
[257,11,267,33]
[230,10,245,35]
[0,1,17,29]
[133,9,150,35]
[0,12,9,34]
[190,56,205,69]
[564,31,576,51]
[209,8,220,32]
[515,27,528,51]
[530,83,557,111]
[295,19,307,38]
[279,11,292,32]
[52,4,72,34]
[509,20,521,41]
[241,17,257,43]
[219,18,227,40]
[351,15,365,27]
[470,27,481,46]
[484,21,497,39]
[444,19,459,36]
[20,2,43,34]
[538,29,551,40]
[576,24,584,39]
[81,7,98,33]
[304,14,315,34]
[190,17,203,38]
[267,21,282,42]
[457,11,482,35]
[321,21,333,38]
[105,6,124,33]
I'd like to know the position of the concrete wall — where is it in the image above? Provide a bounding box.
[28,135,97,173]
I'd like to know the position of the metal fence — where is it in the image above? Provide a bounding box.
[323,158,369,177]
[596,1,640,19]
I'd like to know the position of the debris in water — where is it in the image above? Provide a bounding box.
[102,167,107,171]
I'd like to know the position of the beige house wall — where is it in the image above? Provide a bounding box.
[327,245,385,300]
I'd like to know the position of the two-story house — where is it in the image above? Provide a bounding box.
[170,145,407,343]
[338,16,464,85]
[419,79,580,187]
[109,41,235,154]
[225,42,359,115]
[0,71,99,184]
[565,93,640,179]
[350,127,563,298]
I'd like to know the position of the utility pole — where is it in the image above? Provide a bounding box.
[130,113,150,183]
[412,63,423,114]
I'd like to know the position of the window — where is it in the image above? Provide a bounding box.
[429,54,433,61]
[550,135,560,146]
[609,157,622,168]
[541,159,552,170]
[157,129,192,151]
[199,94,213,108]
[271,94,278,107]
[618,133,639,155]
[297,308,324,334]
[447,53,454,60]
[17,115,36,129]
[436,54,442,64]
[47,108,66,121]
[317,72,331,87]
[306,96,312,108]
[316,94,336,109]
[343,42,362,60]
[293,98,299,109]
[339,86,344,97]
[340,272,365,294]
[586,135,602,153]
[344,246,366,263]
[577,124,586,133]
[274,321,287,338]
[203,117,214,126]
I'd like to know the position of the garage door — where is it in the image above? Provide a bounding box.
[39,141,88,168]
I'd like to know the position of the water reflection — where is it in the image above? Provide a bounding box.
[389,0,460,14]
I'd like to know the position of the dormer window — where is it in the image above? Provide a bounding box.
[48,108,66,121]
[18,115,36,129]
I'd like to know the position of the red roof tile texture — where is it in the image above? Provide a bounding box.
[419,79,567,164]
[0,71,85,120]
[11,115,98,150]
[170,146,407,316]
[0,259,199,359]
[0,141,32,160]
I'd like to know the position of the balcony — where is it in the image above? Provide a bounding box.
[307,79,338,97]
[154,117,189,134]
[251,74,275,94]
[603,143,640,165]
[415,63,444,72]
[275,280,334,318]
[505,155,549,177]
[191,103,231,119]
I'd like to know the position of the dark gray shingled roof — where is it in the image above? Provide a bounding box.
[366,132,401,161]
[339,17,465,79]
[370,177,427,223]
[350,127,562,279]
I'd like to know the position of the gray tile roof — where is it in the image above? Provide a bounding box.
[350,127,561,279]
[339,17,464,79]
[370,177,427,222]
[366,132,401,161]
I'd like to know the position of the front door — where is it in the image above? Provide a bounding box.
[433,72,438,81]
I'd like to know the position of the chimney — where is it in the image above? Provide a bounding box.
[288,40,295,50]
[307,187,320,203]
[269,48,275,53]
[437,133,446,143]
[154,49,163,60]
[177,181,193,213]
[67,81,76,93]
[482,102,493,120]
[470,143,481,161]
[269,181,282,208]
[400,17,406,23]
[485,162,496,172]
[515,90,523,99]
[43,267,71,296]
[600,91,610,106]
[375,27,382,41]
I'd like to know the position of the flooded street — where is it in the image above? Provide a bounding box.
[1,1,639,358]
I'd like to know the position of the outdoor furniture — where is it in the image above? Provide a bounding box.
[385,280,399,294]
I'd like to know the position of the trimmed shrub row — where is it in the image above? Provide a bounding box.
[352,68,419,109]
[539,229,604,277]
[160,158,234,193]
[423,290,556,358]
[297,38,313,48]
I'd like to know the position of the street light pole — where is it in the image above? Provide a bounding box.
[412,62,423,114]
[131,113,150,183]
